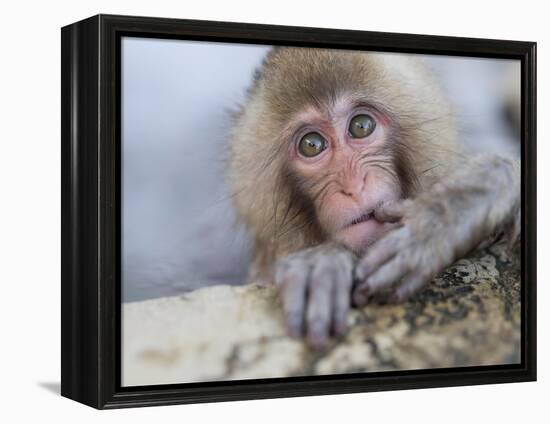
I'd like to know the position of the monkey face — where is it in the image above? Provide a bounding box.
[287,98,401,253]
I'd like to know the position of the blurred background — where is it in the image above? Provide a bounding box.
[122,37,520,302]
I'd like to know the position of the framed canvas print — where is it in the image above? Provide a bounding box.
[61,14,537,409]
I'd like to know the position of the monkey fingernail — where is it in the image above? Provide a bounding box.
[354,266,367,281]
[286,315,304,338]
[387,292,400,304]
[332,320,347,337]
[288,329,304,340]
[352,290,370,307]
[388,290,408,304]
[308,324,329,350]
[308,336,328,351]
[374,210,401,223]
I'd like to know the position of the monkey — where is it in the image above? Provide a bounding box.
[228,47,520,349]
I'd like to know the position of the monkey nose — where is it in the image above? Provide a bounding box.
[339,189,364,203]
[340,180,366,200]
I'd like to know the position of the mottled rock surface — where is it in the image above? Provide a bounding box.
[122,241,520,386]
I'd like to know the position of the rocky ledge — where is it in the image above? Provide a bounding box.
[122,241,521,386]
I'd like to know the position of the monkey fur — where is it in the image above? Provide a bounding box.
[228,47,520,348]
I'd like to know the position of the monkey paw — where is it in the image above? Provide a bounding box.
[353,199,457,306]
[275,244,355,349]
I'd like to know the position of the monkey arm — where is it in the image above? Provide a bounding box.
[353,154,520,305]
[274,243,356,349]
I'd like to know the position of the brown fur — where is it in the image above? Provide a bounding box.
[228,47,457,280]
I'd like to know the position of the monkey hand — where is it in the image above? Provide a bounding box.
[353,156,520,306]
[352,198,443,306]
[275,244,356,349]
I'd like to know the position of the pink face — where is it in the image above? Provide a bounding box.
[286,98,401,253]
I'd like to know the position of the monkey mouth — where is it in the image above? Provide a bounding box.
[346,210,374,228]
[335,209,387,253]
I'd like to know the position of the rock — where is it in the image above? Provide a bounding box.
[122,241,521,386]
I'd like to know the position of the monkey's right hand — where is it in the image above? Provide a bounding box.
[274,244,356,349]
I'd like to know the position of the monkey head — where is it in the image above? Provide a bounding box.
[229,47,455,266]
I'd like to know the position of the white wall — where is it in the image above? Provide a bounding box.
[1,0,546,422]
[121,38,269,300]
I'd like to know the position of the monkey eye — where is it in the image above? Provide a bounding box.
[349,114,376,138]
[298,132,327,157]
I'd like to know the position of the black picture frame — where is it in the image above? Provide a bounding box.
[61,14,537,409]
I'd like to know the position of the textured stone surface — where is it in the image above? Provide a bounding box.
[122,241,520,386]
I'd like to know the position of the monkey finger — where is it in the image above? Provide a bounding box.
[352,285,371,307]
[306,269,333,349]
[276,266,309,338]
[354,227,410,281]
[390,271,432,303]
[281,282,308,338]
[359,255,409,295]
[373,199,408,223]
[332,273,353,337]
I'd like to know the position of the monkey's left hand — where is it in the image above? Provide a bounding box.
[353,155,520,306]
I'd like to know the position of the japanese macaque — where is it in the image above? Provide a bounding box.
[228,48,520,348]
